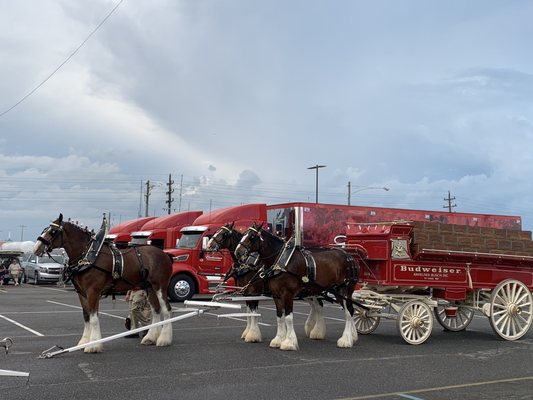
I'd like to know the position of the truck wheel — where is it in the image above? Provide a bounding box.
[168,274,195,302]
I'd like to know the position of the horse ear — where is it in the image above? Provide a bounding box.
[58,213,63,224]
[230,221,235,229]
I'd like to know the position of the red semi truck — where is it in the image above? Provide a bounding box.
[106,216,157,248]
[129,211,203,249]
[164,201,521,301]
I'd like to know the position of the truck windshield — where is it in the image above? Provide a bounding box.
[177,232,203,249]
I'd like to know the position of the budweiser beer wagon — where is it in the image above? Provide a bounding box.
[338,221,533,345]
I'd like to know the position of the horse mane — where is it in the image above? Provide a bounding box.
[64,221,92,236]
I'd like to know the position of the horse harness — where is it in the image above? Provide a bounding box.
[264,237,318,283]
[55,219,148,296]
[259,236,362,306]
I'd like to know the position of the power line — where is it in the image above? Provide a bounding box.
[0,0,124,118]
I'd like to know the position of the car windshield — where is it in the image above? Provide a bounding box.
[177,232,203,249]
[38,255,65,264]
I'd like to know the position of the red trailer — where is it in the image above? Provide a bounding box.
[340,221,533,344]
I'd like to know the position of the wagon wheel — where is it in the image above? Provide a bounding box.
[397,300,433,345]
[434,304,474,332]
[489,279,533,341]
[354,307,380,335]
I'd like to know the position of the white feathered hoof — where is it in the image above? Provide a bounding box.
[244,330,262,343]
[84,343,103,353]
[241,327,250,340]
[336,335,354,348]
[280,338,299,351]
[269,336,283,348]
[141,335,157,346]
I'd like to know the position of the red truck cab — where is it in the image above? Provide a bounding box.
[106,217,157,248]
[128,211,202,249]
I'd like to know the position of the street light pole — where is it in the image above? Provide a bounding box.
[347,183,389,205]
[308,164,326,203]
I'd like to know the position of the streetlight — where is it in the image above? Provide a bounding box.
[308,164,326,204]
[347,182,389,205]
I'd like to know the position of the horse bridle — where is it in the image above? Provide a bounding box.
[209,225,233,251]
[236,226,262,259]
[37,222,64,253]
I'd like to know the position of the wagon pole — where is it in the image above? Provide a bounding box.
[39,310,202,359]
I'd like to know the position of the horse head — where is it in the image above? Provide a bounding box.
[234,223,265,261]
[206,222,239,252]
[34,214,64,256]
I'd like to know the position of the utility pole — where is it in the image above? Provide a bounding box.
[307,164,326,204]
[165,174,174,214]
[443,190,457,212]
[347,181,351,206]
[144,180,153,217]
[137,181,143,218]
[19,225,26,241]
[178,174,183,212]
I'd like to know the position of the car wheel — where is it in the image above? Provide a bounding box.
[168,274,196,302]
[34,272,41,285]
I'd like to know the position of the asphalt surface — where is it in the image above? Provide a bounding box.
[1,283,532,400]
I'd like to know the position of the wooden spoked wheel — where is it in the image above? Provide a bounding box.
[354,307,380,335]
[397,300,433,345]
[434,305,474,332]
[489,279,533,341]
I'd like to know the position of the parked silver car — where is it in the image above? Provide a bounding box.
[22,253,66,284]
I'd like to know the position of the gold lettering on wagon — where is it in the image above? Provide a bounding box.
[396,264,466,282]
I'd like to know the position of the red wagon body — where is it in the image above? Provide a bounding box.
[340,221,533,344]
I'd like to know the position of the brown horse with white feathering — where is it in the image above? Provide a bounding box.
[34,214,173,353]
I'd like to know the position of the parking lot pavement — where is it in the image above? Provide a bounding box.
[1,285,532,400]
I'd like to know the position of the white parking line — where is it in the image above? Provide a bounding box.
[336,376,533,400]
[46,300,126,320]
[0,314,44,336]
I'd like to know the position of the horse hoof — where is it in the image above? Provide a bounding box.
[336,338,354,348]
[244,334,262,343]
[141,336,156,345]
[156,338,172,347]
[84,345,103,353]
[280,340,299,351]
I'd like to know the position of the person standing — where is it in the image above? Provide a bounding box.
[0,262,6,286]
[124,288,152,338]
[8,258,22,286]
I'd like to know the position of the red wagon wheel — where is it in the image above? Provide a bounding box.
[489,279,533,341]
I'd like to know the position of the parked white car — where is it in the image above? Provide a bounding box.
[22,253,66,284]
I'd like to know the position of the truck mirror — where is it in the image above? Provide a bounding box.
[201,236,209,251]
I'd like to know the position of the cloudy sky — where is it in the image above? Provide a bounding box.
[1,0,533,242]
